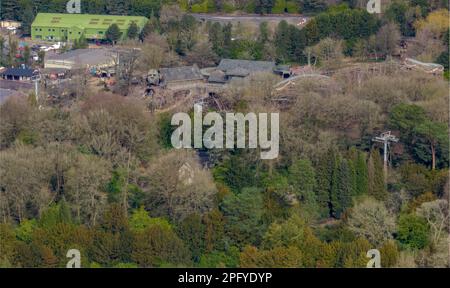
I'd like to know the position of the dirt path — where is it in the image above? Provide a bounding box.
[189,13,310,26]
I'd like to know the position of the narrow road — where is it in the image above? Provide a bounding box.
[189,13,310,26]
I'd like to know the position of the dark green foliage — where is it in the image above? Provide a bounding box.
[400,163,448,198]
[220,187,266,247]
[94,204,133,264]
[140,16,160,40]
[107,0,130,15]
[274,20,307,63]
[315,147,370,218]
[176,214,206,263]
[157,112,175,149]
[199,246,240,268]
[437,29,449,70]
[0,0,447,269]
[354,152,369,195]
[301,0,327,13]
[106,23,122,44]
[315,223,356,243]
[389,104,427,138]
[38,202,72,229]
[288,159,316,205]
[73,35,88,49]
[213,152,260,193]
[132,224,190,267]
[315,148,339,217]
[173,14,198,55]
[390,104,449,169]
[127,21,139,39]
[106,169,144,208]
[304,6,379,46]
[332,159,353,218]
[368,149,386,201]
[208,22,232,58]
[397,214,430,250]
[255,0,275,14]
[0,0,20,20]
[258,22,270,44]
[385,1,420,36]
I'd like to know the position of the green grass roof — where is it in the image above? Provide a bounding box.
[32,13,148,29]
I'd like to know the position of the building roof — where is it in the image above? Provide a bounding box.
[217,59,276,74]
[0,67,36,77]
[208,70,227,83]
[45,48,116,68]
[225,67,249,77]
[160,65,204,83]
[41,67,69,75]
[31,13,148,30]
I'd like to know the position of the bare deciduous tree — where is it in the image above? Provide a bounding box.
[416,200,449,247]
[140,150,216,222]
[347,197,396,246]
[65,154,111,226]
[0,145,53,222]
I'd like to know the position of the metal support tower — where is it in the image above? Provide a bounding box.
[372,131,399,181]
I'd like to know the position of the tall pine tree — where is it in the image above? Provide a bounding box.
[1,0,20,20]
[107,0,129,15]
[288,159,317,210]
[333,159,353,218]
[368,149,386,200]
[329,152,340,218]
[315,147,339,218]
[355,151,369,195]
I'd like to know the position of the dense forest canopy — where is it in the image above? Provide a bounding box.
[0,0,449,268]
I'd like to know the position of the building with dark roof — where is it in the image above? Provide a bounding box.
[0,67,38,81]
[159,65,204,90]
[45,48,116,70]
[218,59,275,73]
[32,13,148,42]
[209,59,276,83]
[208,70,227,84]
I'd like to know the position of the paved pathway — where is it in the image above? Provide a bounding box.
[189,13,310,26]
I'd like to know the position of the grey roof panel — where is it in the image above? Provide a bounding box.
[217,59,275,73]
[45,48,114,66]
[225,67,249,77]
[208,70,227,83]
[160,65,203,83]
[0,68,36,77]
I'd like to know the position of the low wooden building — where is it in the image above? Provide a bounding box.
[0,67,38,81]
[159,65,204,90]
